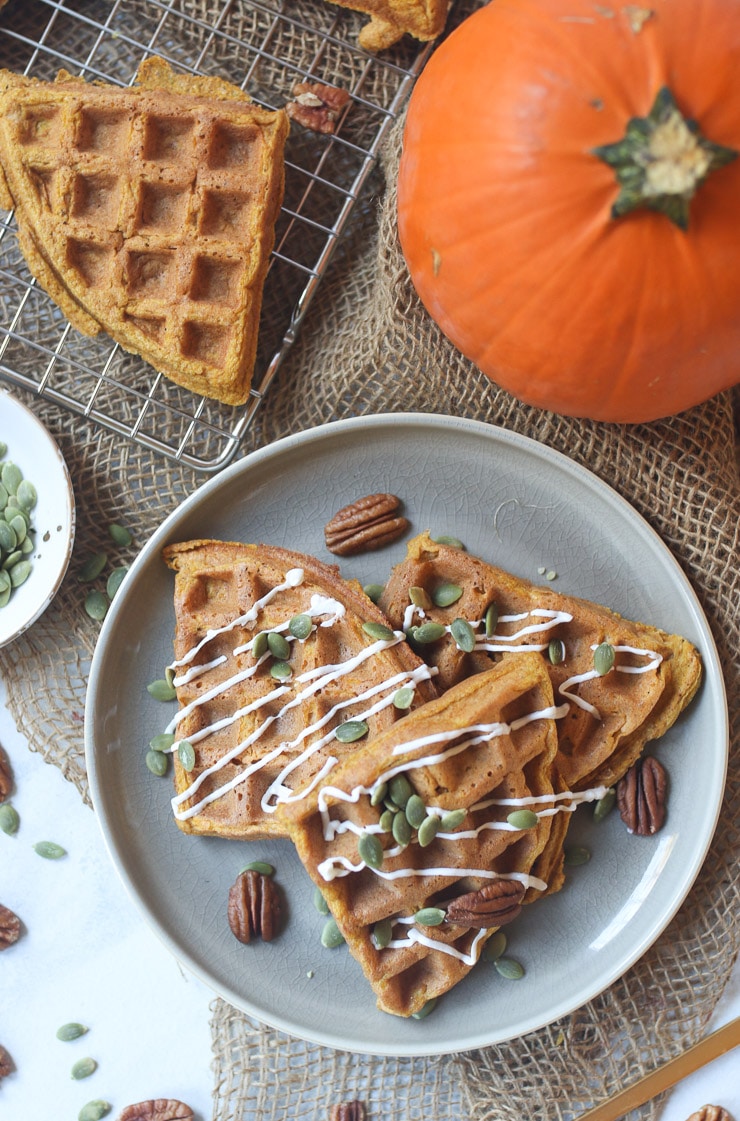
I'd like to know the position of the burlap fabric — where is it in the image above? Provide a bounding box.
[1,26,738,1121]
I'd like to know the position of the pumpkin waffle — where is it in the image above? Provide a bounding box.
[0,58,289,405]
[279,655,566,1017]
[161,539,437,840]
[379,532,702,792]
[326,0,448,50]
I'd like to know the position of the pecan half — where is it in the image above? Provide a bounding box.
[287,81,350,135]
[444,880,525,928]
[227,869,282,943]
[617,755,667,835]
[684,1108,733,1121]
[324,493,409,556]
[0,1044,14,1079]
[118,1102,194,1121]
[0,904,21,950]
[0,745,12,802]
[329,1102,366,1121]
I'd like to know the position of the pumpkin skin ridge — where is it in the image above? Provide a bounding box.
[397,0,740,422]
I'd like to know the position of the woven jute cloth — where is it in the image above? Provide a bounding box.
[1,12,739,1121]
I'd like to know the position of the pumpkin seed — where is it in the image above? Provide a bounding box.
[378,810,394,832]
[392,812,411,846]
[411,997,438,1019]
[564,845,591,866]
[9,559,31,588]
[0,442,6,458]
[78,1102,111,1121]
[320,917,345,948]
[20,535,34,555]
[548,638,565,665]
[267,631,290,660]
[371,919,393,949]
[0,587,10,608]
[1,462,22,494]
[409,585,433,610]
[593,788,616,823]
[363,583,385,603]
[252,631,268,658]
[358,831,383,868]
[9,514,26,544]
[145,749,168,777]
[56,1022,88,1041]
[483,931,507,962]
[389,773,413,808]
[484,602,499,636]
[593,642,615,675]
[362,620,395,642]
[432,582,463,607]
[335,719,368,743]
[495,957,525,980]
[149,733,175,751]
[439,808,466,831]
[414,907,445,927]
[108,522,132,546]
[451,616,476,652]
[33,840,66,859]
[1,549,21,570]
[0,522,16,552]
[84,591,109,622]
[177,740,196,772]
[313,886,330,914]
[147,677,176,701]
[417,815,440,847]
[506,809,539,830]
[370,781,388,806]
[392,685,415,710]
[289,613,312,640]
[71,1056,97,1079]
[270,660,292,681]
[412,621,446,644]
[239,860,275,876]
[79,552,108,582]
[106,566,128,599]
[432,534,465,549]
[0,802,20,835]
[0,485,7,510]
[405,794,426,829]
[0,570,9,594]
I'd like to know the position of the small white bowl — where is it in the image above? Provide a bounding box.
[0,389,75,647]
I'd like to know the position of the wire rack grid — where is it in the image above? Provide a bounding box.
[0,0,432,471]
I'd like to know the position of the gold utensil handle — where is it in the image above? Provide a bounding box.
[578,1016,740,1121]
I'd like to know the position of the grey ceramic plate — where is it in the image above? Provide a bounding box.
[85,414,728,1056]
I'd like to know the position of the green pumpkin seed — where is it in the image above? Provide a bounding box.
[548,638,565,665]
[16,479,37,510]
[0,587,10,608]
[432,582,463,608]
[1,462,22,494]
[411,997,438,1019]
[79,552,108,582]
[177,740,196,772]
[145,749,169,777]
[370,781,388,806]
[0,443,6,458]
[0,483,6,509]
[267,631,290,660]
[363,583,384,604]
[251,631,268,658]
[412,621,446,644]
[240,860,275,876]
[56,1022,88,1041]
[484,601,499,637]
[9,513,26,544]
[320,917,345,948]
[20,535,34,555]
[593,642,615,675]
[451,616,476,652]
[165,666,176,689]
[506,809,539,830]
[409,585,432,610]
[289,613,312,640]
[564,845,591,866]
[71,1056,97,1080]
[362,620,395,642]
[84,591,109,622]
[313,886,330,915]
[335,719,368,743]
[0,521,16,552]
[483,931,507,962]
[1,549,21,570]
[495,957,525,980]
[414,907,445,927]
[147,677,176,701]
[389,773,413,808]
[392,685,415,710]
[270,660,292,681]
[417,815,440,847]
[106,566,128,599]
[378,810,394,832]
[9,559,31,588]
[0,802,20,835]
[405,794,426,829]
[439,808,466,832]
[432,534,465,549]
[593,788,616,823]
[108,522,132,547]
[392,812,411,846]
[149,733,175,751]
[0,570,10,594]
[358,831,384,868]
[371,919,393,949]
[34,840,66,859]
[78,1102,111,1121]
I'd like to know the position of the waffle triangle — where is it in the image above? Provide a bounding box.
[0,58,289,404]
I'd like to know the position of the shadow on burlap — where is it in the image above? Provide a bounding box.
[1,115,737,1121]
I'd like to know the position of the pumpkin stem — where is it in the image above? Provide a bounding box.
[593,87,737,230]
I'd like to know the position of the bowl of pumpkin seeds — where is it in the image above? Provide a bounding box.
[0,390,75,647]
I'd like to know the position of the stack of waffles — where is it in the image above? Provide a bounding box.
[0,59,289,404]
[162,535,701,1016]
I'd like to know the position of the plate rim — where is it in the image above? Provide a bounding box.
[85,412,729,1056]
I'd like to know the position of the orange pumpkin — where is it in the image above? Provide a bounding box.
[397,0,740,423]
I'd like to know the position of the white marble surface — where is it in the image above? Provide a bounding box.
[1,688,738,1121]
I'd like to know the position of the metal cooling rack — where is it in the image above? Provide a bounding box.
[0,0,432,471]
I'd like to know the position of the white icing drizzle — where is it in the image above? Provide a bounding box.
[173,654,228,686]
[388,924,489,966]
[558,643,663,717]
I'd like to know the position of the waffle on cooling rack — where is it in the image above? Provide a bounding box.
[162,539,437,839]
[326,0,448,50]
[0,58,289,404]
